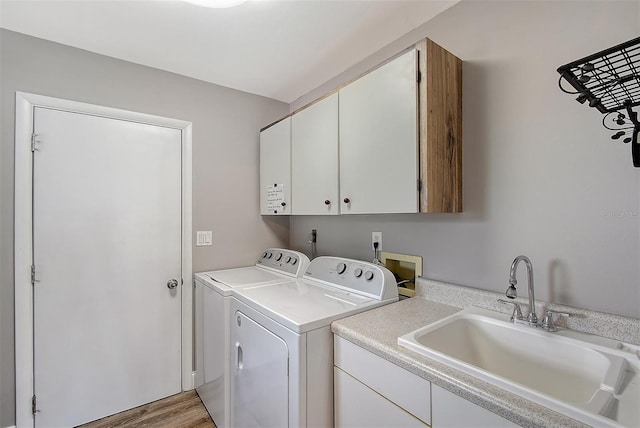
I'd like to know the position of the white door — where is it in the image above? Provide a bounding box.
[231,310,288,428]
[32,107,183,427]
[291,93,340,215]
[339,49,419,214]
[260,117,291,215]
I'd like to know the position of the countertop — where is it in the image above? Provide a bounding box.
[331,296,592,428]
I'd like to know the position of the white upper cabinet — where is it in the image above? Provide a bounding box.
[260,117,291,215]
[339,49,418,214]
[259,38,462,216]
[291,93,339,215]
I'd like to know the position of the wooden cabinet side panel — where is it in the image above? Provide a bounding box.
[420,38,463,213]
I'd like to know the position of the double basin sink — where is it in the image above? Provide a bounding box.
[398,306,639,427]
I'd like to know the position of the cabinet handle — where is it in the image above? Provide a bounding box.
[281,202,286,207]
[324,200,331,205]
[343,198,350,204]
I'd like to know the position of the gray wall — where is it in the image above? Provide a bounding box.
[2,2,640,426]
[290,1,640,318]
[0,29,289,427]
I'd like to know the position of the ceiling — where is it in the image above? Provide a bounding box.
[0,0,458,103]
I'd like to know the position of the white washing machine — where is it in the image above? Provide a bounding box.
[229,256,399,428]
[194,248,310,428]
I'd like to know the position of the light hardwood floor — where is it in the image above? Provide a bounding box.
[79,391,216,428]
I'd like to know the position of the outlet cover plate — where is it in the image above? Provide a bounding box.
[196,231,212,246]
[372,232,382,250]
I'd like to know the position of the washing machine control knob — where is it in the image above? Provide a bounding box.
[262,252,268,258]
[266,252,273,258]
[337,263,347,275]
[285,256,292,263]
[354,268,363,278]
[275,252,283,261]
[291,258,297,265]
[365,271,374,281]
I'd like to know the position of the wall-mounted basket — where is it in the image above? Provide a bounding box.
[557,37,640,167]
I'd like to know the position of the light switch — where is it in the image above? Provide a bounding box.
[197,231,212,246]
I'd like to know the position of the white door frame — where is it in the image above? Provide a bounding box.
[14,92,193,427]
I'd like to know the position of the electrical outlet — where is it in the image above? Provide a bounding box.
[372,232,382,251]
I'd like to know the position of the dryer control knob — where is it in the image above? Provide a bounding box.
[291,258,297,265]
[276,252,283,261]
[365,271,374,281]
[262,252,268,258]
[337,263,347,275]
[266,252,272,258]
[285,256,292,263]
[354,268,363,278]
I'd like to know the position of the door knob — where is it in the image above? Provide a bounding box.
[167,279,179,289]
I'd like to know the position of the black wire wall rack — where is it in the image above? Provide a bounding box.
[557,37,640,167]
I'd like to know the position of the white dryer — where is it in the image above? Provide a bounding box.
[194,248,310,428]
[229,256,398,428]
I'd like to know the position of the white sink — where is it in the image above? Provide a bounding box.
[398,307,639,427]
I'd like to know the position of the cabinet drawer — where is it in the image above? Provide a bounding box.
[334,336,431,425]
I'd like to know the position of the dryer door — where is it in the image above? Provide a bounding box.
[231,310,289,428]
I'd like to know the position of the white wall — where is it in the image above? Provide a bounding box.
[289,0,640,318]
[0,29,289,427]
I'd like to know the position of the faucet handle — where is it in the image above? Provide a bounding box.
[541,309,570,332]
[497,299,524,323]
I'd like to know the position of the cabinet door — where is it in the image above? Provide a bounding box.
[335,367,428,428]
[291,93,339,215]
[260,117,291,215]
[339,49,418,214]
[431,384,518,428]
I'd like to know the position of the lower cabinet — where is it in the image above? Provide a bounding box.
[334,336,519,428]
[431,384,518,428]
[334,367,428,428]
[334,336,430,427]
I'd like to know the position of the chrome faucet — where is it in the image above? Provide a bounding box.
[506,255,538,325]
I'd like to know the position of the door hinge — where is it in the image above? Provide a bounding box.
[31,264,36,285]
[31,133,40,152]
[32,394,37,415]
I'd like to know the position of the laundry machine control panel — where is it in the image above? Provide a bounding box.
[303,256,398,301]
[256,248,310,277]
